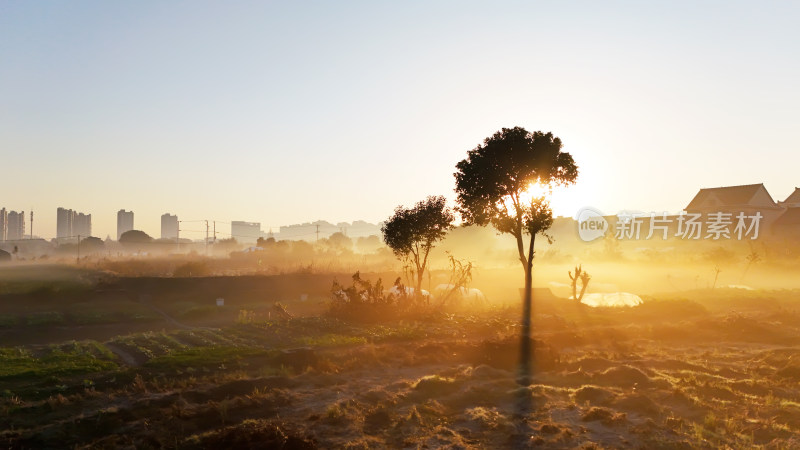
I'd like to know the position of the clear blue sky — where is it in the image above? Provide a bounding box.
[1,1,798,240]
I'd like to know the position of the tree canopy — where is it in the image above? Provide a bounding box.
[80,236,105,252]
[454,127,577,244]
[381,195,455,298]
[119,230,153,245]
[327,232,353,251]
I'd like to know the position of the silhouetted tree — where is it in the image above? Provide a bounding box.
[327,232,353,251]
[454,127,577,383]
[569,265,591,302]
[381,195,455,299]
[119,230,153,245]
[256,237,277,248]
[291,240,315,260]
[356,235,383,253]
[80,236,105,253]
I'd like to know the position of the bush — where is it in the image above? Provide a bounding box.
[327,272,438,322]
[173,261,210,277]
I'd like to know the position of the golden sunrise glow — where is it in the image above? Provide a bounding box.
[521,182,551,203]
[505,181,582,218]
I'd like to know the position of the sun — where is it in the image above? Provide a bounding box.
[512,181,583,218]
[518,181,552,206]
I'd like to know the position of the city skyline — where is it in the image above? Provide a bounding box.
[0,205,390,241]
[6,181,800,241]
[2,2,799,241]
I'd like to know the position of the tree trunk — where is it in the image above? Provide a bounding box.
[416,270,425,305]
[519,234,535,385]
[571,278,577,302]
[578,282,588,302]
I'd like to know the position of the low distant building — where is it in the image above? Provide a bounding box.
[276,220,381,241]
[231,221,261,244]
[117,210,134,240]
[161,213,179,240]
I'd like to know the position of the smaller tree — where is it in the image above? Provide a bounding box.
[327,232,353,251]
[381,195,455,299]
[568,265,591,302]
[256,237,277,248]
[356,235,383,253]
[119,230,153,245]
[80,236,105,253]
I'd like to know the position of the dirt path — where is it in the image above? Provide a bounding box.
[105,342,143,366]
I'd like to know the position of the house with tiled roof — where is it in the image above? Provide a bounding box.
[685,183,786,235]
[778,188,800,208]
[772,207,800,238]
[771,188,800,238]
[685,183,780,211]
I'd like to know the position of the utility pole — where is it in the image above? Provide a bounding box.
[316,224,319,242]
[29,211,33,239]
[213,221,216,243]
[77,234,81,264]
[177,221,180,252]
[205,220,209,255]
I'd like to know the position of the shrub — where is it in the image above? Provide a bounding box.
[327,272,438,322]
[173,261,210,277]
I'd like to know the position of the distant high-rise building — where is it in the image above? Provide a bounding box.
[117,210,134,240]
[57,207,74,239]
[231,221,261,244]
[161,213,179,240]
[74,212,91,237]
[0,208,7,241]
[7,211,25,241]
[57,207,91,239]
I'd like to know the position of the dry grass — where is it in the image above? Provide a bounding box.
[2,288,800,448]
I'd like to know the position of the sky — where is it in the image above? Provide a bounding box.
[1,1,799,241]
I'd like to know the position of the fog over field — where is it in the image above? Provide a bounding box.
[2,216,800,447]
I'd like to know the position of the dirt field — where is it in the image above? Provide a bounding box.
[1,269,800,448]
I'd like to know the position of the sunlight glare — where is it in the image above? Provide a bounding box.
[503,181,583,219]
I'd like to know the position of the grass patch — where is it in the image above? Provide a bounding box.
[144,346,274,372]
[295,334,367,347]
[0,342,118,380]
